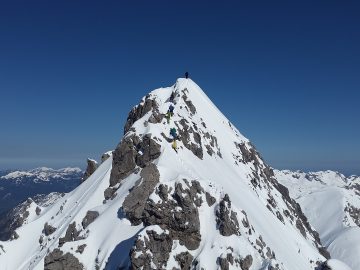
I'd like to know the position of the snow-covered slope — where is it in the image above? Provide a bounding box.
[0,79,331,270]
[275,170,360,270]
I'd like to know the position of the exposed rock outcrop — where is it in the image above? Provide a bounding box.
[81,211,99,229]
[216,194,240,236]
[43,222,57,236]
[101,151,112,163]
[59,222,84,247]
[109,134,161,187]
[142,180,203,250]
[175,251,194,270]
[82,159,98,182]
[122,164,160,225]
[175,119,203,159]
[44,248,84,270]
[124,95,162,135]
[130,230,172,269]
[239,255,253,270]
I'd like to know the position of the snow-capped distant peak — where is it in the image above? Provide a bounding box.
[0,167,83,183]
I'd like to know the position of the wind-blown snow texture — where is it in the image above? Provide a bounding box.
[0,79,337,269]
[276,170,360,270]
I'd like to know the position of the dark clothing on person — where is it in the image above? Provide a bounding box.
[170,128,177,138]
[185,72,189,79]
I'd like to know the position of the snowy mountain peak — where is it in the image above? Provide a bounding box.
[0,78,335,270]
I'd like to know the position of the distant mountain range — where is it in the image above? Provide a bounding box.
[0,167,82,217]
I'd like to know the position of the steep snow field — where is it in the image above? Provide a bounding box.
[276,170,359,269]
[0,79,334,269]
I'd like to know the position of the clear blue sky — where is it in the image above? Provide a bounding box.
[0,1,359,175]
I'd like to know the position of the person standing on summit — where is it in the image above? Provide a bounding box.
[185,72,189,79]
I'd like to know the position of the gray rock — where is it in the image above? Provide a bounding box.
[134,134,162,168]
[205,192,216,206]
[296,218,306,238]
[101,151,112,163]
[143,181,203,250]
[130,230,172,269]
[216,194,240,236]
[110,136,138,186]
[182,93,196,115]
[318,247,331,260]
[239,255,253,270]
[175,251,193,270]
[76,244,87,254]
[110,134,161,187]
[218,257,229,270]
[122,164,160,225]
[39,235,44,244]
[104,187,117,200]
[43,222,57,236]
[36,206,42,215]
[124,95,159,135]
[175,119,203,159]
[81,211,99,229]
[82,159,98,182]
[59,222,83,247]
[44,248,84,270]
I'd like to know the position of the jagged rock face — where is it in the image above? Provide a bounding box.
[124,95,162,135]
[59,222,84,247]
[240,255,253,270]
[82,159,98,182]
[109,134,161,187]
[175,118,203,159]
[126,180,204,269]
[44,248,84,270]
[216,194,240,236]
[130,229,173,270]
[143,181,203,250]
[217,253,253,270]
[122,164,160,225]
[81,211,99,229]
[109,136,137,186]
[175,252,194,270]
[205,192,216,206]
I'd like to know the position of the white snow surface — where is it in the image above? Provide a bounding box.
[326,259,352,270]
[0,79,331,269]
[275,169,359,270]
